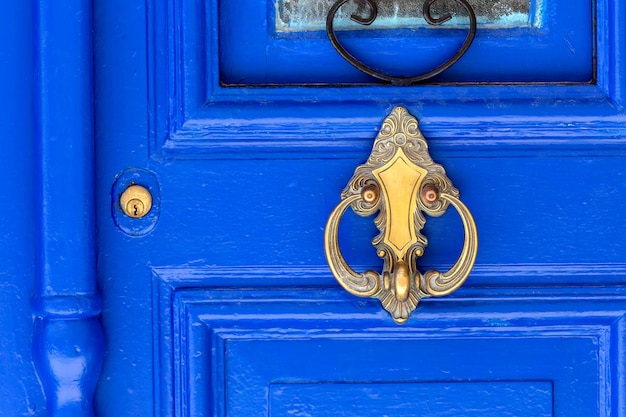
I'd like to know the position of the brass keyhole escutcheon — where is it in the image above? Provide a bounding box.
[120,185,152,218]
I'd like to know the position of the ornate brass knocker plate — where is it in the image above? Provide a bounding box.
[324,106,477,323]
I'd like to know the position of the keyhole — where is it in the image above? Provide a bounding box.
[120,185,151,219]
[126,199,145,218]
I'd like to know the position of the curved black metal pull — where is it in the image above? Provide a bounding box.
[326,0,477,85]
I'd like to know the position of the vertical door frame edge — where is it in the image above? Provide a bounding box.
[32,1,103,416]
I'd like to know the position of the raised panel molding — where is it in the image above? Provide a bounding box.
[269,381,554,417]
[152,266,626,417]
[147,0,626,160]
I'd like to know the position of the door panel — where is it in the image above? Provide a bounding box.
[92,0,626,416]
[269,382,553,417]
[154,276,623,417]
[222,0,593,84]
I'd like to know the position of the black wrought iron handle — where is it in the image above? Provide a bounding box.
[326,0,477,85]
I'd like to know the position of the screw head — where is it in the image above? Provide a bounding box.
[421,185,439,204]
[361,183,380,204]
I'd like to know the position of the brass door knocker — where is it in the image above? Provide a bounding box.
[324,106,478,323]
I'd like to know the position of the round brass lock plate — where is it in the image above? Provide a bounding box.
[120,185,152,218]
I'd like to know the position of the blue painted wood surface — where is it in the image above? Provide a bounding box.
[1,0,626,416]
[148,269,626,417]
[92,0,626,415]
[0,1,102,416]
[0,1,44,415]
[220,0,593,84]
[32,0,103,416]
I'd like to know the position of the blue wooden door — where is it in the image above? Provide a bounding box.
[3,0,626,416]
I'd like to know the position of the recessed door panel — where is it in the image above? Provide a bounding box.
[269,382,553,417]
[220,0,593,84]
[151,271,623,417]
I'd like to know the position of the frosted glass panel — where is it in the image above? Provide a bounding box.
[276,0,541,31]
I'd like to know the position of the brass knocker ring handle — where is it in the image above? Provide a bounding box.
[420,192,477,297]
[324,194,381,297]
[323,107,478,324]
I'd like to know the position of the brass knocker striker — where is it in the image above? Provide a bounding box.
[324,107,478,324]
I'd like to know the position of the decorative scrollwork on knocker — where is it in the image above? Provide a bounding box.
[324,106,478,324]
[326,0,477,85]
